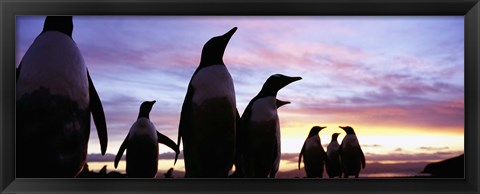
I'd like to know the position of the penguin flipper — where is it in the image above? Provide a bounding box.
[114,133,129,169]
[178,85,195,152]
[269,138,279,178]
[338,143,343,155]
[298,143,306,170]
[235,109,242,154]
[88,70,108,155]
[241,98,255,126]
[360,148,366,168]
[338,143,343,163]
[233,109,243,172]
[236,109,241,128]
[239,98,254,162]
[16,62,22,83]
[157,131,180,165]
[321,149,327,161]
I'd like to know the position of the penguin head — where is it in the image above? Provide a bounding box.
[42,16,73,37]
[259,74,302,97]
[307,126,326,138]
[138,100,156,119]
[200,27,237,67]
[331,133,341,142]
[339,126,356,135]
[276,99,291,108]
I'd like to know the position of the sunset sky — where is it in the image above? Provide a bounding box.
[16,16,464,175]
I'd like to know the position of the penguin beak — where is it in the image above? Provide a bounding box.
[149,100,156,106]
[287,76,302,82]
[315,126,326,134]
[219,27,237,48]
[286,76,302,85]
[215,27,237,48]
[222,27,237,41]
[278,76,302,90]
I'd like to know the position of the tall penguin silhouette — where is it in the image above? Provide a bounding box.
[114,101,179,178]
[16,16,108,177]
[298,126,327,178]
[339,126,365,178]
[230,98,291,178]
[326,133,342,178]
[178,27,239,177]
[242,74,302,178]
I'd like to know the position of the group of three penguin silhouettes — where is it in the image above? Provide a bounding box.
[299,126,366,178]
[16,16,364,178]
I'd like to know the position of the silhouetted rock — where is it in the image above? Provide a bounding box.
[164,168,174,178]
[421,154,464,178]
[76,164,126,178]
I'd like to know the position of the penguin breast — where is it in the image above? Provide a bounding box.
[305,136,322,151]
[304,135,325,167]
[191,65,235,106]
[250,97,278,122]
[16,31,88,108]
[341,135,360,149]
[129,118,157,141]
[327,141,340,158]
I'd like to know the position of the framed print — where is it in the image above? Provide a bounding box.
[1,0,479,193]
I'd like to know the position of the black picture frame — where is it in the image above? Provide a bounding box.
[1,0,479,193]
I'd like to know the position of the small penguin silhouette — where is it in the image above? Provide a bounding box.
[298,126,327,178]
[326,133,342,178]
[115,101,179,178]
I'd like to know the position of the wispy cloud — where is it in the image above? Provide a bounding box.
[362,144,382,148]
[364,151,464,163]
[277,150,464,165]
[419,146,449,151]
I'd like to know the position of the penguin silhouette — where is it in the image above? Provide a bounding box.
[230,98,291,178]
[298,126,327,178]
[326,133,342,178]
[339,126,365,178]
[178,27,239,178]
[114,101,179,178]
[16,16,108,177]
[242,74,301,178]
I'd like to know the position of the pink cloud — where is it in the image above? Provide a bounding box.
[281,97,464,130]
